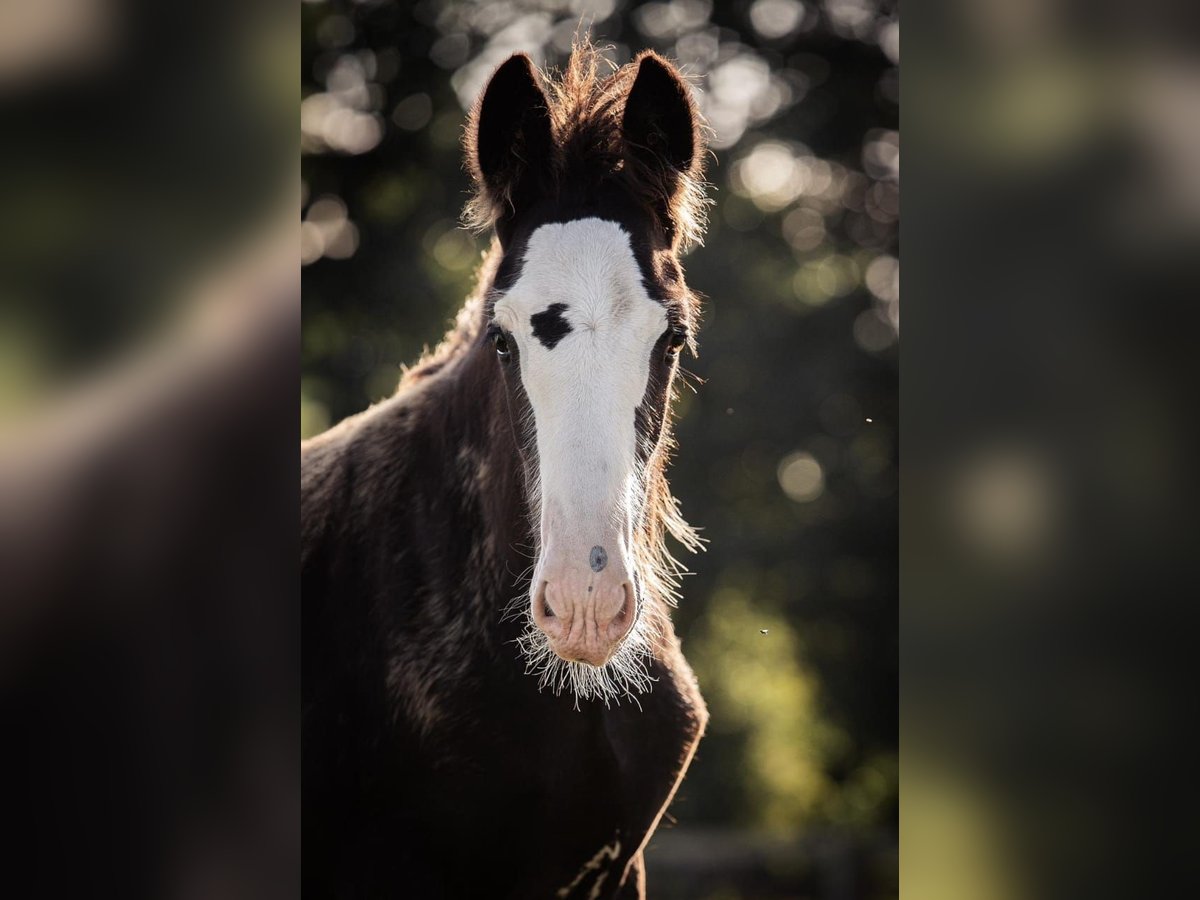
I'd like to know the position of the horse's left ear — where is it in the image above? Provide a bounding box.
[622,54,701,179]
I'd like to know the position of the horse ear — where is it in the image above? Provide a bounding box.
[467,54,553,211]
[622,54,700,178]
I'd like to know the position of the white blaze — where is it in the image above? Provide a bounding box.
[494,218,667,563]
[495,218,669,701]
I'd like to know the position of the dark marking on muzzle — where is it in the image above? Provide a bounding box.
[531,303,572,349]
[589,546,608,572]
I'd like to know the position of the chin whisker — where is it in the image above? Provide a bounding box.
[512,601,658,710]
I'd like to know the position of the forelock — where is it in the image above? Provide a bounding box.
[463,40,711,252]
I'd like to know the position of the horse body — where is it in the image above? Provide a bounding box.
[303,44,710,898]
[302,333,705,897]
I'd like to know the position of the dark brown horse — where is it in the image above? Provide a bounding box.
[302,44,710,898]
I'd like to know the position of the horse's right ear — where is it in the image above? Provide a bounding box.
[466,54,553,218]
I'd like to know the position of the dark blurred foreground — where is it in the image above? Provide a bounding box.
[905,1,1200,898]
[0,1,297,897]
[0,248,298,898]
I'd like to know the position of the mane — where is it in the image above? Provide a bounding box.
[395,248,496,389]
[463,40,710,252]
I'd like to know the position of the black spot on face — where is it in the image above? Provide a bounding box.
[531,303,572,350]
[589,546,608,572]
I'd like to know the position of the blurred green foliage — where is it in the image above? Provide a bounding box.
[302,0,897,892]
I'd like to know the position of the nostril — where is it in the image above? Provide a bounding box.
[607,582,635,641]
[533,581,555,623]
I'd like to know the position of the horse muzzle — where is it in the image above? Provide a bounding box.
[531,547,635,667]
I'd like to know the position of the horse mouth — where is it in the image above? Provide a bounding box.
[533,578,634,669]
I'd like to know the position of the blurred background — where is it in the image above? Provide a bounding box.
[302,1,899,898]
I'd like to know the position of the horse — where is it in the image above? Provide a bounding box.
[302,44,711,899]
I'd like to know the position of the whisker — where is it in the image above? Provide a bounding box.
[512,598,658,708]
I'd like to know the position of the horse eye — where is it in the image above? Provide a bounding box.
[666,329,687,354]
[491,329,511,359]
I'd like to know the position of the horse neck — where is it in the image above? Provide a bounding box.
[417,272,534,591]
